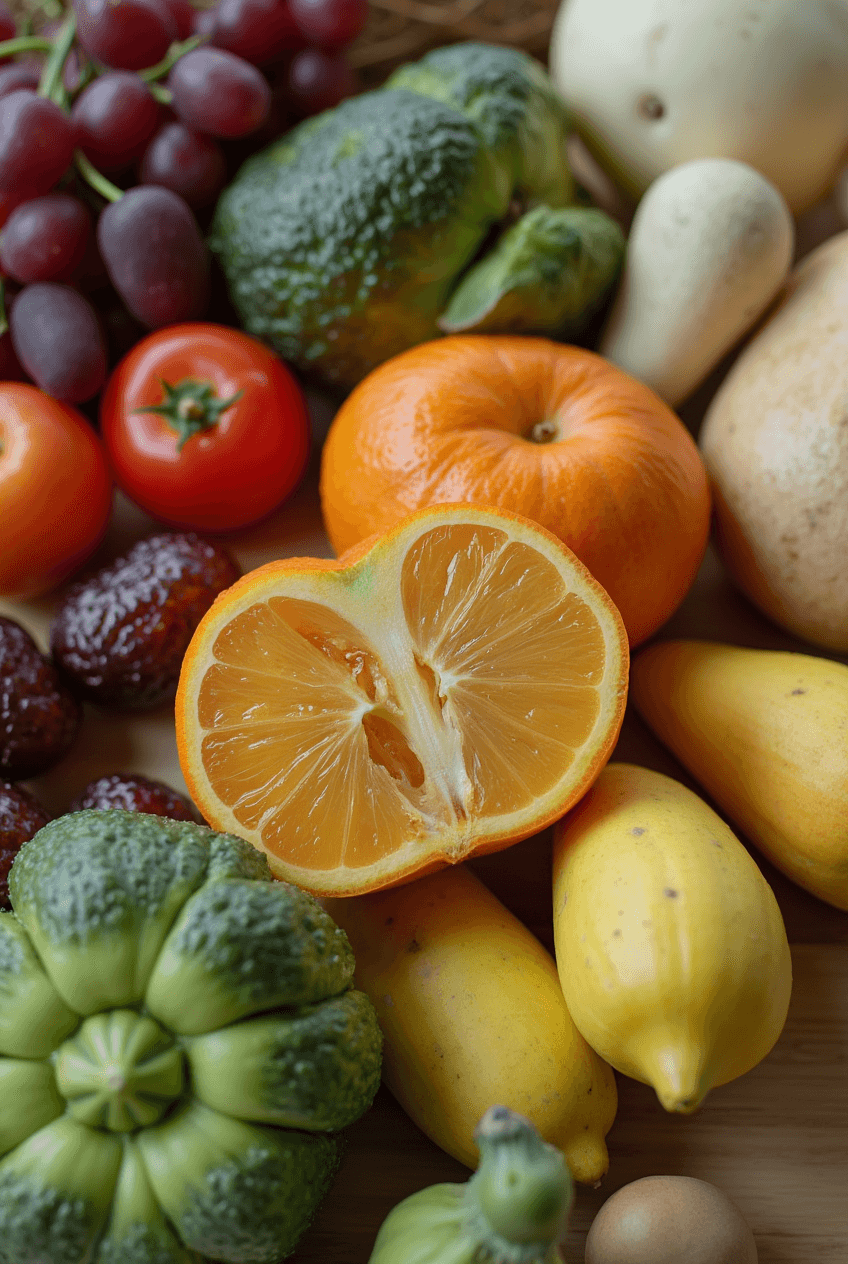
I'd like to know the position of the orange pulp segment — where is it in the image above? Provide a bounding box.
[176,505,628,895]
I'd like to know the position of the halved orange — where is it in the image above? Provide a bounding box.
[176,505,628,896]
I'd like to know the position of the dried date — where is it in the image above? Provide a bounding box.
[1,615,83,780]
[0,781,51,910]
[50,532,241,710]
[70,772,201,822]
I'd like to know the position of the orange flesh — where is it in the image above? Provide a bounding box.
[192,524,610,876]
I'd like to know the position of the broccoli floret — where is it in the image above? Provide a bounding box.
[186,988,383,1131]
[145,879,355,1035]
[8,810,270,1014]
[138,1100,342,1264]
[387,42,573,207]
[210,85,513,389]
[440,205,625,336]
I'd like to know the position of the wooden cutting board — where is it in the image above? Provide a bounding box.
[3,463,847,1264]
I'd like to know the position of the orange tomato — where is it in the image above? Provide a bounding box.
[0,383,112,599]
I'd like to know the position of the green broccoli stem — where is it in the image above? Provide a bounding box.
[463,1107,574,1261]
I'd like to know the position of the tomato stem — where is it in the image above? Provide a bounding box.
[134,378,245,450]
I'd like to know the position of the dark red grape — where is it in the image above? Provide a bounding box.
[0,186,24,232]
[97,185,210,328]
[0,63,40,100]
[73,0,178,72]
[72,72,161,171]
[0,91,75,197]
[193,4,217,37]
[9,283,107,402]
[287,46,358,116]
[0,194,91,284]
[139,121,227,208]
[0,5,16,50]
[70,772,201,820]
[0,330,26,381]
[168,46,271,137]
[212,0,305,65]
[161,0,195,38]
[289,0,367,48]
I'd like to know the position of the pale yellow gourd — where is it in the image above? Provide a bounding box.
[552,764,792,1114]
[323,864,617,1185]
[631,639,848,910]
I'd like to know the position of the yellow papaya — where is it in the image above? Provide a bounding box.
[552,763,792,1114]
[631,639,848,909]
[324,864,616,1185]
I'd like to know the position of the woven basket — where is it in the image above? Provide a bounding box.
[7,0,562,86]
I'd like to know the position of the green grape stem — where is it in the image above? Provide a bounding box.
[140,34,205,82]
[75,150,124,203]
[0,35,53,56]
[37,12,77,104]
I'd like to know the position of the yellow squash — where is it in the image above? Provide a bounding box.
[552,763,792,1114]
[323,864,616,1185]
[631,639,848,910]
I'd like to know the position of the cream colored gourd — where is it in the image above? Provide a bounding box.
[323,864,617,1185]
[599,159,793,407]
[631,640,848,911]
[549,0,848,216]
[699,231,848,650]
[552,764,792,1114]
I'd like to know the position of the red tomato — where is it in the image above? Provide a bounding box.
[100,324,311,531]
[0,383,113,599]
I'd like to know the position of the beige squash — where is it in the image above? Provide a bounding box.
[699,230,848,650]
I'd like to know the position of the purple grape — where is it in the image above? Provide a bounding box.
[72,72,161,171]
[0,63,41,100]
[287,46,358,116]
[160,0,195,38]
[73,0,178,72]
[168,46,271,137]
[9,283,107,402]
[0,193,91,283]
[0,91,75,197]
[139,121,227,208]
[97,185,210,328]
[212,0,305,65]
[193,4,217,37]
[289,0,368,48]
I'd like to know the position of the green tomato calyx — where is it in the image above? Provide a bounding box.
[134,378,244,451]
[55,1010,185,1132]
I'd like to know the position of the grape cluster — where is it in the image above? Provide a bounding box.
[0,0,367,403]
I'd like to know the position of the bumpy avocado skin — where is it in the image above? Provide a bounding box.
[210,86,512,389]
[387,42,573,208]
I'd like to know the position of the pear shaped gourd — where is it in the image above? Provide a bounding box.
[549,0,848,216]
[631,639,848,910]
[552,764,792,1114]
[599,159,793,407]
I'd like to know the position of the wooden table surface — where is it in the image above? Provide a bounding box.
[4,198,848,1263]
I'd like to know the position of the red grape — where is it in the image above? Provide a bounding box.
[97,185,210,328]
[139,121,227,208]
[0,63,41,100]
[287,46,358,116]
[0,5,15,50]
[0,330,26,381]
[0,92,74,198]
[212,0,305,65]
[161,0,195,38]
[0,194,91,284]
[168,47,271,137]
[289,0,368,49]
[72,72,161,171]
[73,0,178,72]
[193,5,217,37]
[10,283,107,402]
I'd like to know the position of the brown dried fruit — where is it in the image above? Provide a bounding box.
[69,772,201,822]
[0,781,52,910]
[1,615,83,780]
[50,532,241,710]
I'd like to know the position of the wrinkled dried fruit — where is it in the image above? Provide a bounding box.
[0,615,83,780]
[0,780,51,909]
[50,532,241,710]
[69,771,201,821]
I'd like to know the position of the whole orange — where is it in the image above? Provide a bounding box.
[319,336,711,646]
